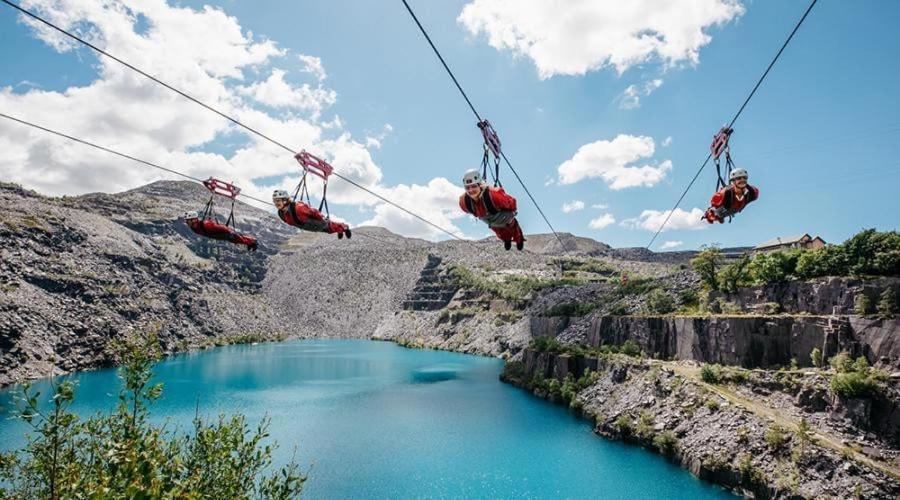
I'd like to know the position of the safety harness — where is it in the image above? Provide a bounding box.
[478,120,502,188]
[462,184,499,215]
[710,126,735,191]
[292,150,334,219]
[200,177,241,229]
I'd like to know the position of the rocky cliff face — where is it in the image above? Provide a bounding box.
[0,182,294,385]
[530,314,900,369]
[709,277,900,316]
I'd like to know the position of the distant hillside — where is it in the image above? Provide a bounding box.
[1,179,698,384]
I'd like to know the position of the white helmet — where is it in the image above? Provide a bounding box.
[730,168,748,181]
[183,211,199,220]
[272,189,290,201]
[462,169,484,187]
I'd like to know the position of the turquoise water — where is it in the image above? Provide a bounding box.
[0,340,733,499]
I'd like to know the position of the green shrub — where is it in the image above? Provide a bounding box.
[810,348,823,368]
[653,430,678,455]
[678,288,699,307]
[635,410,655,439]
[764,424,789,451]
[705,398,721,412]
[738,453,763,485]
[736,425,750,444]
[502,361,525,381]
[878,287,897,317]
[0,334,306,499]
[717,256,751,293]
[831,371,879,398]
[560,374,578,403]
[747,250,801,285]
[829,351,854,373]
[842,229,900,276]
[795,245,848,278]
[691,246,723,290]
[608,302,630,315]
[700,364,721,384]
[531,336,563,353]
[576,370,601,390]
[646,289,676,314]
[854,294,872,316]
[619,339,642,357]
[545,301,598,317]
[795,418,817,445]
[614,415,633,435]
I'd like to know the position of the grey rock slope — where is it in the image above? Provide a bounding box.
[0,179,694,385]
[0,181,292,385]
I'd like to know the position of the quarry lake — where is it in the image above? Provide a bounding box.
[0,340,733,499]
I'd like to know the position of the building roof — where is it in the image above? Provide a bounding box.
[754,234,811,250]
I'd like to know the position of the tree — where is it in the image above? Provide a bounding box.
[717,256,750,293]
[691,246,723,290]
[843,229,900,276]
[810,347,823,368]
[747,251,800,284]
[0,334,306,498]
[854,293,872,316]
[646,288,676,314]
[795,245,848,278]
[878,287,897,317]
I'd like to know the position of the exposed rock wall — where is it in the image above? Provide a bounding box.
[532,314,900,369]
[709,277,900,315]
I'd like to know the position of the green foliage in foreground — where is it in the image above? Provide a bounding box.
[0,335,306,499]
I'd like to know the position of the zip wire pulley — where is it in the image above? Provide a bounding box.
[200,177,241,229]
[710,127,736,191]
[478,119,503,187]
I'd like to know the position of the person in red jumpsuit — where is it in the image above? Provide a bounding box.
[272,190,351,239]
[458,169,525,251]
[704,168,759,224]
[184,211,258,251]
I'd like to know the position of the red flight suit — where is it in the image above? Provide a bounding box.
[186,218,258,251]
[458,186,524,243]
[704,184,760,223]
[278,201,348,234]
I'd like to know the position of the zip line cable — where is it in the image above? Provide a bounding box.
[0,111,404,247]
[646,0,818,249]
[399,0,568,252]
[0,0,476,248]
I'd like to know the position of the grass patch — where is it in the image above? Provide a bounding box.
[544,301,599,317]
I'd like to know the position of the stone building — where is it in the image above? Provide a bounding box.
[753,234,826,253]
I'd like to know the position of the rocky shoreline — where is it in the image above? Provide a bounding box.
[500,348,900,499]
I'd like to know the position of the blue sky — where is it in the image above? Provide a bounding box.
[1,0,898,249]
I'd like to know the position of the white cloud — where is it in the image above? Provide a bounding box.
[616,78,663,110]
[660,240,683,250]
[557,134,672,189]
[236,69,336,118]
[591,202,609,209]
[561,200,585,213]
[458,0,745,78]
[0,0,476,241]
[364,123,394,150]
[588,213,616,230]
[297,54,327,81]
[360,177,467,240]
[621,207,707,232]
[661,136,673,147]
